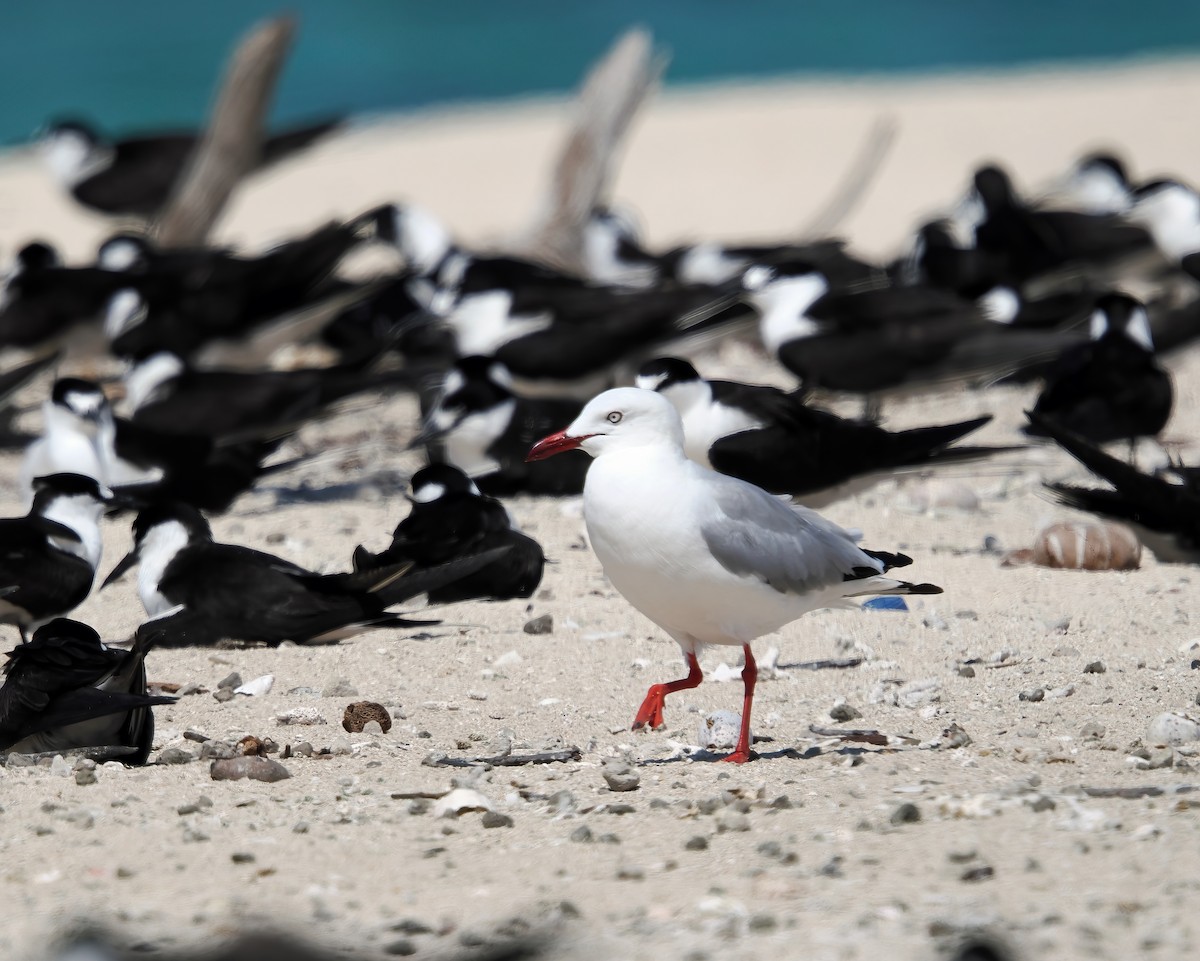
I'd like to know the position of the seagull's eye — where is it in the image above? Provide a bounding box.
[607,411,623,425]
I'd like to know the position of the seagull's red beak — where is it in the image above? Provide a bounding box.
[526,429,591,462]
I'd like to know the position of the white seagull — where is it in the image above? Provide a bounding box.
[527,387,942,763]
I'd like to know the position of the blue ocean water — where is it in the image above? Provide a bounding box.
[2,2,1199,145]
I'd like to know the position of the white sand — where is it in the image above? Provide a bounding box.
[1,59,1200,961]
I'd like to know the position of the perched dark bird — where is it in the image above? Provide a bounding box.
[0,473,111,636]
[0,241,128,353]
[1127,178,1200,280]
[104,503,510,646]
[100,206,392,364]
[353,464,545,602]
[390,204,747,396]
[418,357,590,496]
[636,357,1013,506]
[38,116,341,218]
[1031,410,1200,564]
[0,617,173,763]
[743,262,1080,417]
[123,349,424,439]
[21,378,297,513]
[1050,151,1134,215]
[969,163,1152,284]
[1025,293,1173,445]
[582,205,879,290]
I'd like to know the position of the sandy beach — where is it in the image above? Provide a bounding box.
[2,57,1200,961]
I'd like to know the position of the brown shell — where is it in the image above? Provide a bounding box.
[1027,520,1142,570]
[342,701,393,734]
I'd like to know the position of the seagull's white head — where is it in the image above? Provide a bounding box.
[527,388,684,462]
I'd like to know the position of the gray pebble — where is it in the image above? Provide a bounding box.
[570,825,593,843]
[770,795,793,809]
[213,688,235,703]
[829,702,862,722]
[293,822,309,834]
[1028,796,1056,813]
[1019,687,1045,702]
[890,802,921,825]
[603,766,641,793]
[158,747,196,765]
[230,852,255,864]
[1083,660,1107,674]
[957,665,976,678]
[1080,721,1106,740]
[523,614,554,635]
[217,672,242,690]
[74,767,97,786]
[748,914,778,933]
[616,865,644,880]
[383,940,418,957]
[293,741,314,757]
[199,740,238,760]
[209,757,291,782]
[481,811,514,829]
[684,836,708,851]
[597,833,621,844]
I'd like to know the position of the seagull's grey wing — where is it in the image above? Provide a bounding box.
[700,476,878,595]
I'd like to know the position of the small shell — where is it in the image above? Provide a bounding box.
[432,788,493,818]
[1146,712,1200,746]
[698,710,743,750]
[234,674,274,697]
[1031,520,1141,570]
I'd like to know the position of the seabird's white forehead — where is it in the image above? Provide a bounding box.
[62,389,106,415]
[442,369,465,396]
[411,482,446,504]
[742,265,775,291]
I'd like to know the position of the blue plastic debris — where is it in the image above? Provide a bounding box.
[862,596,909,611]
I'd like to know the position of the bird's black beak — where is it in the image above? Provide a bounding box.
[101,548,140,589]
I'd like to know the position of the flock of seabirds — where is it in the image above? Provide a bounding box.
[0,112,1198,770]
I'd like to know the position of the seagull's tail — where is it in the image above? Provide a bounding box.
[844,549,943,596]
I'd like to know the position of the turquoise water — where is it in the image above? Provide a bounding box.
[2,2,1199,144]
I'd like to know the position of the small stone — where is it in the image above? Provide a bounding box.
[276,708,327,727]
[829,701,862,722]
[1146,713,1200,746]
[199,740,238,760]
[1080,721,1106,740]
[956,665,976,678]
[616,865,645,880]
[213,688,235,703]
[961,865,995,882]
[1028,795,1056,813]
[1051,644,1080,657]
[603,765,641,793]
[685,836,709,851]
[293,822,309,834]
[158,747,196,765]
[322,679,359,698]
[343,701,392,734]
[523,614,554,635]
[209,757,291,782]
[74,767,97,786]
[748,914,778,933]
[230,852,255,864]
[217,672,243,690]
[1019,688,1045,702]
[890,802,921,825]
[383,940,418,957]
[570,826,593,843]
[1083,661,1106,674]
[481,811,514,829]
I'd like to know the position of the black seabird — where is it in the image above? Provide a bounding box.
[38,116,341,218]
[1030,410,1200,564]
[123,349,423,439]
[0,473,111,637]
[1127,178,1200,280]
[100,207,392,364]
[636,357,1012,506]
[582,205,879,290]
[353,464,545,602]
[1024,293,1173,445]
[0,241,128,353]
[743,263,1081,416]
[0,617,173,763]
[1051,151,1134,216]
[0,351,60,449]
[22,377,297,514]
[418,357,590,496]
[389,204,748,396]
[104,503,510,646]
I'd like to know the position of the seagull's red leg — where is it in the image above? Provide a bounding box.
[721,644,758,763]
[631,652,702,731]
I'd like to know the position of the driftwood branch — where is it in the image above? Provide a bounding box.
[155,15,296,247]
[517,27,666,272]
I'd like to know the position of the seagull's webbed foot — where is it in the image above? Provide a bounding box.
[630,652,702,732]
